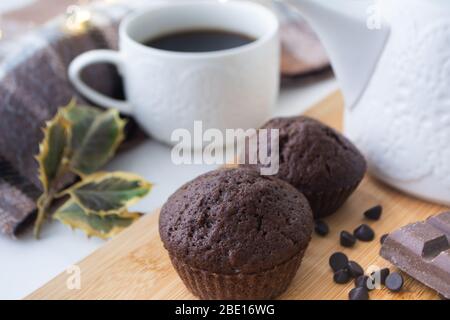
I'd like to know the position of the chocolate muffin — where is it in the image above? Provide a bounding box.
[159,167,313,300]
[242,116,366,218]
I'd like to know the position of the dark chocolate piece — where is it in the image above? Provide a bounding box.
[315,220,329,236]
[349,287,369,300]
[347,261,364,278]
[364,205,383,220]
[354,224,375,241]
[329,252,348,272]
[334,269,351,284]
[355,275,373,291]
[340,231,356,247]
[380,212,450,299]
[380,233,389,244]
[385,272,404,292]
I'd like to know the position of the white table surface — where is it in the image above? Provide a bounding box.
[0,1,338,300]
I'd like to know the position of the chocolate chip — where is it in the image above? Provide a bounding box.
[349,287,369,300]
[315,220,329,236]
[386,272,403,292]
[347,261,364,278]
[340,231,356,247]
[355,275,374,291]
[380,233,389,244]
[334,269,351,284]
[364,205,383,220]
[329,252,349,272]
[354,224,375,242]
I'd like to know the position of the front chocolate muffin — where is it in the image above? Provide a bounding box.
[159,167,314,300]
[242,116,366,218]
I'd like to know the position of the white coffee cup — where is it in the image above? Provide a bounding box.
[69,1,279,146]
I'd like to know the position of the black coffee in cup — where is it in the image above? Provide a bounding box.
[143,29,256,53]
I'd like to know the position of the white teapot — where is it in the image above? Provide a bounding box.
[283,0,450,205]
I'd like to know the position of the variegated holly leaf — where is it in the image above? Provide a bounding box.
[62,103,100,149]
[34,109,71,238]
[64,172,152,215]
[62,105,126,175]
[36,110,70,193]
[54,200,142,239]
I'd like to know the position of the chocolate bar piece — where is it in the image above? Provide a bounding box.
[380,212,450,299]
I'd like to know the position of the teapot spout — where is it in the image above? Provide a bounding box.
[280,0,390,108]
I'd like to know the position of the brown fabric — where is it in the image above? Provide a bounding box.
[0,26,123,188]
[0,182,36,236]
[280,20,330,76]
[0,4,135,237]
[4,0,76,25]
[0,0,77,43]
[0,156,39,236]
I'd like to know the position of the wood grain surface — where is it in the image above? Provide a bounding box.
[27,91,448,300]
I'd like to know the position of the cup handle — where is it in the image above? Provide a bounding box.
[68,50,133,115]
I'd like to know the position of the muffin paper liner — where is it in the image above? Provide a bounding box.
[304,182,360,219]
[169,249,306,300]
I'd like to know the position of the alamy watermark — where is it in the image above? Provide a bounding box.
[66,265,81,290]
[366,0,385,30]
[171,121,279,175]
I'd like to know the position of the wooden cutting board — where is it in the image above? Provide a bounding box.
[27,91,448,300]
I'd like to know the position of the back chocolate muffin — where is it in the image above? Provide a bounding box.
[241,116,366,218]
